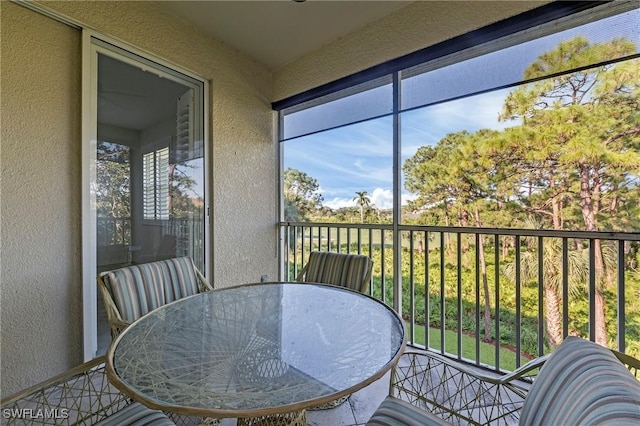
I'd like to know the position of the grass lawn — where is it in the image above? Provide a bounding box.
[407,322,529,371]
[295,227,441,250]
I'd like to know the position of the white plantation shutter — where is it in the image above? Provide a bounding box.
[174,89,203,162]
[175,91,193,163]
[143,147,169,220]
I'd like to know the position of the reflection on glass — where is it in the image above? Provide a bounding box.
[96,53,205,272]
[96,141,131,258]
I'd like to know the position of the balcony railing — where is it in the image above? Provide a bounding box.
[97,217,131,246]
[281,221,640,373]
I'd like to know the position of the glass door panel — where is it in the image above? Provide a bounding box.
[91,45,206,356]
[96,52,205,272]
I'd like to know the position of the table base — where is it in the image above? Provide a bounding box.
[237,410,307,426]
[307,394,350,411]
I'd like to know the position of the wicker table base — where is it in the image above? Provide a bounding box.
[307,394,349,411]
[237,410,307,426]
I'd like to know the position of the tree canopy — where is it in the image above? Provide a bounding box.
[404,36,640,234]
[283,168,324,221]
[403,35,639,346]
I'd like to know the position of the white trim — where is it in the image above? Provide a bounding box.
[202,79,212,282]
[81,31,98,361]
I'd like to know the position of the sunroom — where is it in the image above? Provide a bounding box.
[2,0,639,424]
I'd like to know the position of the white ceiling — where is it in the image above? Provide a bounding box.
[155,1,414,70]
[99,1,416,131]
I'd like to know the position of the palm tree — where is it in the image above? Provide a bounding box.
[503,235,588,348]
[353,191,371,223]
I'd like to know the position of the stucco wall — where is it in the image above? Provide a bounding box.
[273,1,550,101]
[1,0,277,397]
[1,1,83,397]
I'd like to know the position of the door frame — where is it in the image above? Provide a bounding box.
[81,30,211,360]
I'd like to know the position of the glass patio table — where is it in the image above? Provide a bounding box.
[106,282,406,425]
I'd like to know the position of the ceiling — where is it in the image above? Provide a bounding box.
[155,1,414,70]
[99,1,416,132]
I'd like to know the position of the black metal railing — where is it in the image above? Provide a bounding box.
[281,221,640,372]
[97,217,131,246]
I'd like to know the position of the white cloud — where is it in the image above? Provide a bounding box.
[323,189,418,210]
[371,188,393,210]
[324,197,355,209]
[324,189,392,210]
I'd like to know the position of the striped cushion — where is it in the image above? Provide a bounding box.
[94,402,175,426]
[301,251,372,293]
[102,257,200,323]
[520,336,640,425]
[367,396,452,426]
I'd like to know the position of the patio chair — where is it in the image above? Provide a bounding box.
[98,256,213,338]
[295,251,373,294]
[0,356,199,426]
[367,336,640,425]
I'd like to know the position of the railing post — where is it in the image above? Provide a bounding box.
[392,72,402,315]
[562,238,569,340]
[494,234,500,369]
[475,233,481,364]
[425,231,430,350]
[537,236,544,357]
[515,235,521,368]
[617,239,626,352]
[589,239,596,342]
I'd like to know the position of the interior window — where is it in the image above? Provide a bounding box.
[142,147,169,221]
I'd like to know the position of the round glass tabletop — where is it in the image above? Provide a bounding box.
[107,282,406,417]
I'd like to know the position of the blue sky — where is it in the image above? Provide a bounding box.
[284,88,513,210]
[282,7,639,210]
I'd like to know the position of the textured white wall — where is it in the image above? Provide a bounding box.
[1,1,84,396]
[1,0,277,397]
[273,1,550,101]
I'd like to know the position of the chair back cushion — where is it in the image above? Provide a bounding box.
[94,402,175,426]
[302,251,372,293]
[367,396,452,426]
[101,257,200,323]
[520,336,640,425]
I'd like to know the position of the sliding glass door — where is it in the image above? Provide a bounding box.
[84,34,209,358]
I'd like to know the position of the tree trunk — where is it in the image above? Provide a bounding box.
[595,289,608,346]
[544,282,563,346]
[550,176,562,230]
[473,208,492,342]
[544,190,566,348]
[444,208,451,251]
[579,164,608,345]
